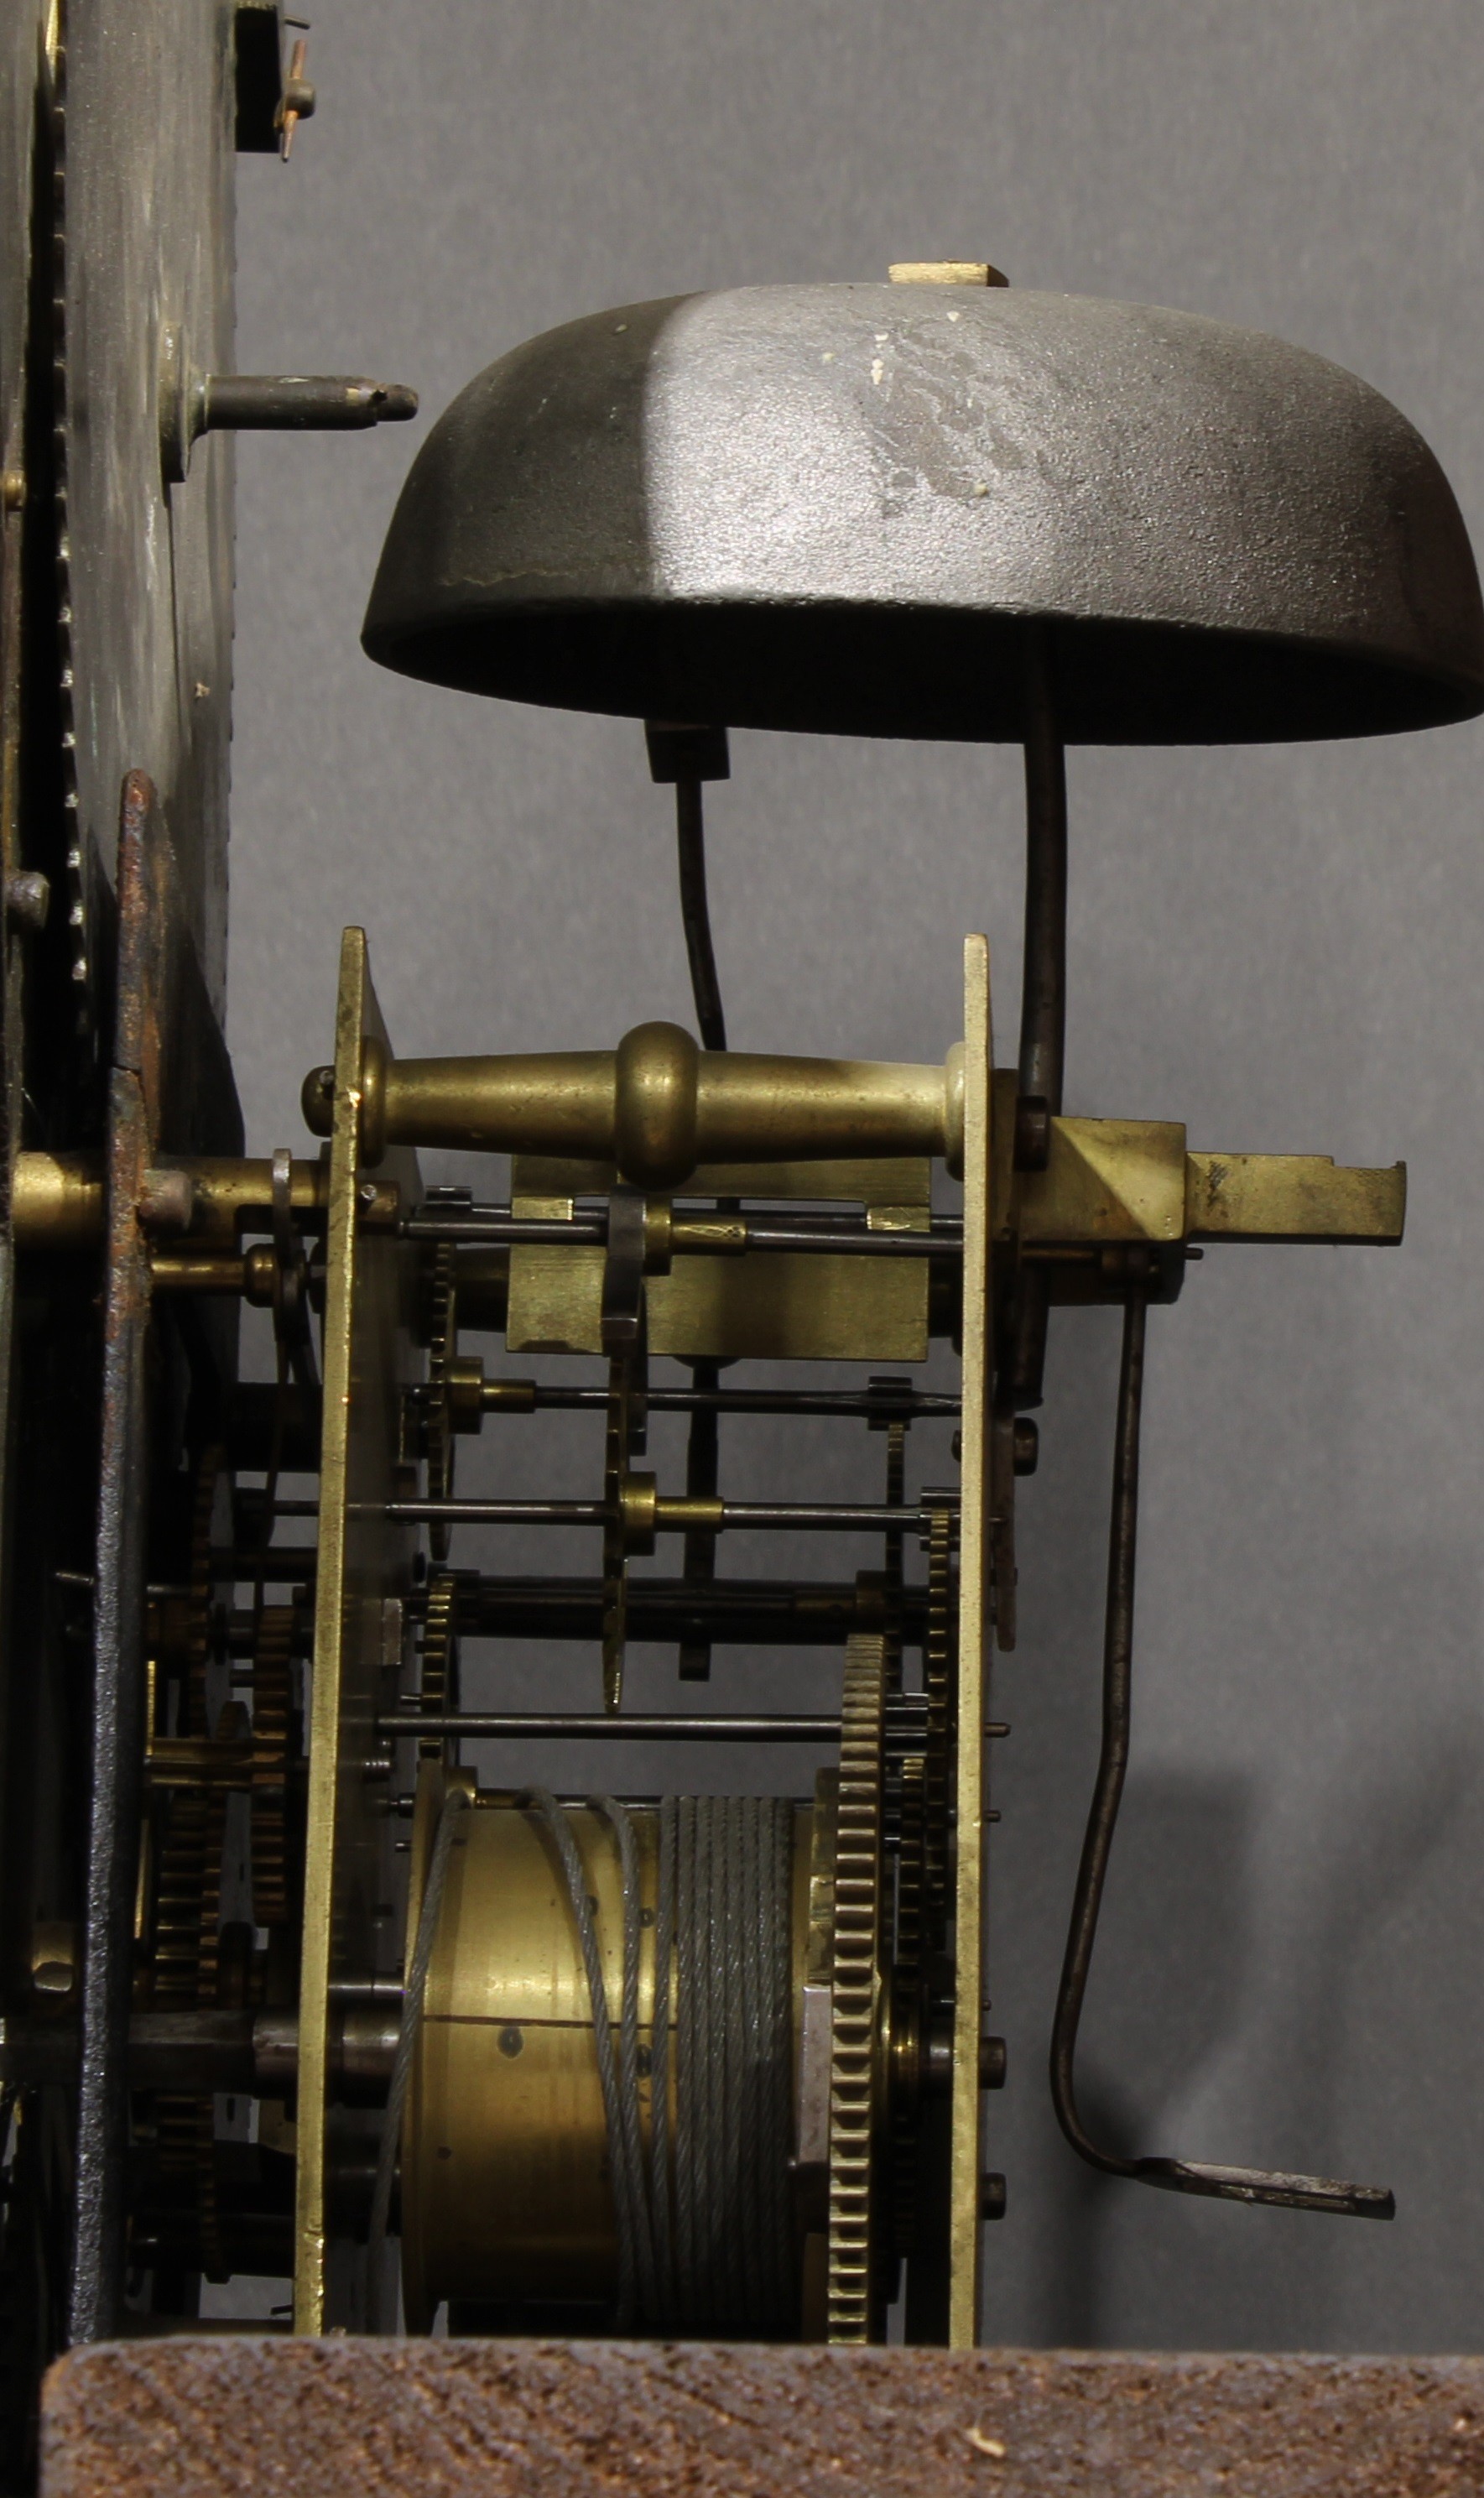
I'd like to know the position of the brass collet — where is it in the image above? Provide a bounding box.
[303,1023,966,1186]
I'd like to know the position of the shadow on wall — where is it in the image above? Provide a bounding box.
[1188,1708,1482,2353]
[985,1248,1484,2355]
[1032,1697,1481,2351]
[1036,1768,1252,2347]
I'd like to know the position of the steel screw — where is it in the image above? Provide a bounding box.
[4,870,49,932]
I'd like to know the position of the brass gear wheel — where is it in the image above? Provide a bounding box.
[890,1748,928,2259]
[149,1791,227,2009]
[424,1244,457,1562]
[600,1350,637,1712]
[183,1445,227,1736]
[149,1448,235,2280]
[149,1777,229,2282]
[152,1447,230,2002]
[826,1629,888,2344]
[418,1570,460,1759]
[922,1501,956,1935]
[250,1606,296,1928]
[888,1499,955,2265]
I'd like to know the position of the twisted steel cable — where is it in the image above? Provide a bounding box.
[534,1790,797,2334]
[650,1797,678,2315]
[589,1796,659,2321]
[526,1787,639,2327]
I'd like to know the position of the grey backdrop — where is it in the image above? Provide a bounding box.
[227,0,1484,2353]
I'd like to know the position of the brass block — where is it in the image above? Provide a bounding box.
[507,1159,932,1363]
[1017,1117,1188,1245]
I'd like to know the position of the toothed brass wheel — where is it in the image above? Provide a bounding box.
[419,1570,461,1760]
[250,1606,296,1928]
[825,1630,887,2344]
[424,1243,457,1562]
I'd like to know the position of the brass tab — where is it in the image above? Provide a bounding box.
[1185,1152,1405,1245]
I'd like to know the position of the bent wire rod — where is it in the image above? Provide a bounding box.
[1048,1290,1395,2221]
[1018,621,1067,1123]
[1009,623,1066,1409]
[674,763,726,1676]
[675,769,726,1054]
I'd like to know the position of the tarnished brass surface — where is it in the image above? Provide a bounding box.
[11,1153,103,1250]
[10,1125,1399,1267]
[148,1249,276,1302]
[1,77,1447,2399]
[401,1782,814,2328]
[403,1793,661,2324]
[143,1736,254,1792]
[824,1635,887,2344]
[1018,1119,1187,1245]
[950,936,993,2349]
[304,1028,962,1188]
[170,1155,329,1242]
[12,1149,327,1249]
[1185,1150,1405,1244]
[294,931,421,2336]
[798,1769,838,2334]
[1016,1124,1403,1249]
[508,1157,932,1363]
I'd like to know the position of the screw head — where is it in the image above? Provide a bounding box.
[5,869,49,932]
[979,2036,1008,2091]
[980,2171,1008,2221]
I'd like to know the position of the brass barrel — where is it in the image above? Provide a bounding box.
[11,1150,328,1251]
[401,1786,814,2329]
[304,1025,964,1186]
[12,1152,104,1250]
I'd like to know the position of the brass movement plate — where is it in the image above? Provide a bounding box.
[294,931,421,2334]
[949,937,992,2349]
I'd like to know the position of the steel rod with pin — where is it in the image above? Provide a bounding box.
[647,720,733,1678]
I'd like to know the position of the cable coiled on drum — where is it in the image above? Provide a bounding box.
[529,1789,796,2336]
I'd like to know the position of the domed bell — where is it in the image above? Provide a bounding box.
[362,281,1484,745]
